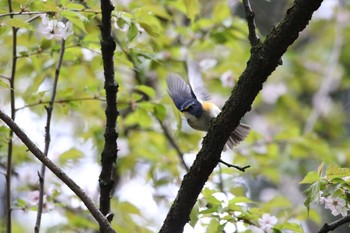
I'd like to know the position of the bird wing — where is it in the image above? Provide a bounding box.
[187,58,210,101]
[167,73,196,111]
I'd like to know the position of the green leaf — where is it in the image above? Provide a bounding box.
[300,171,320,184]
[207,218,225,233]
[304,181,320,213]
[228,196,252,205]
[326,164,350,179]
[30,1,60,12]
[0,79,10,89]
[317,161,325,176]
[212,1,230,23]
[0,25,9,35]
[14,198,27,208]
[135,85,155,98]
[205,195,222,206]
[59,148,83,164]
[116,17,128,29]
[202,187,215,198]
[138,102,154,111]
[154,103,166,121]
[5,18,33,30]
[183,0,199,21]
[124,108,153,128]
[200,207,218,215]
[127,22,138,42]
[138,15,162,37]
[61,11,88,33]
[65,3,85,10]
[118,201,141,215]
[280,222,303,232]
[189,204,200,227]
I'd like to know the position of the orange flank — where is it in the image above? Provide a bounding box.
[201,101,221,117]
[201,101,215,111]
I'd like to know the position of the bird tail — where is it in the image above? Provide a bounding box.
[225,123,250,150]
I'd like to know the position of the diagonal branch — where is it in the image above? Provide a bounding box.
[318,214,350,233]
[157,118,190,172]
[159,0,324,232]
[0,110,116,233]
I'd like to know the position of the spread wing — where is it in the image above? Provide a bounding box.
[167,73,196,110]
[187,58,210,101]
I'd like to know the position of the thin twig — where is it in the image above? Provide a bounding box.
[5,0,17,231]
[0,9,101,18]
[34,39,65,233]
[242,0,260,47]
[16,44,101,59]
[0,75,11,81]
[217,164,225,193]
[157,118,190,172]
[0,110,116,233]
[219,159,250,172]
[15,96,105,112]
[114,36,143,84]
[318,214,350,233]
[0,11,52,18]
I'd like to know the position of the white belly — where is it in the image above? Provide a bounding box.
[183,111,212,131]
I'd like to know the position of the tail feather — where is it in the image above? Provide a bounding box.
[224,123,250,150]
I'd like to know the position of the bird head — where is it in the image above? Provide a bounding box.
[167,74,204,118]
[179,99,203,118]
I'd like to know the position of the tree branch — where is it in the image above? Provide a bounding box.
[157,118,190,172]
[15,96,105,112]
[0,9,100,18]
[35,38,65,233]
[242,0,260,47]
[98,0,118,229]
[159,0,323,232]
[0,110,116,233]
[318,214,350,233]
[5,0,17,231]
[219,159,250,172]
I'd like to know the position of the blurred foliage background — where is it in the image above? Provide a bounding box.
[0,0,349,232]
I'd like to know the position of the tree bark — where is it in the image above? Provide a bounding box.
[159,0,324,232]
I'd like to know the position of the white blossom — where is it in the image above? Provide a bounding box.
[321,196,349,217]
[220,70,235,88]
[38,14,73,40]
[199,58,217,71]
[258,213,278,233]
[261,83,287,104]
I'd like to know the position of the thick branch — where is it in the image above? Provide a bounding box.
[159,0,323,232]
[99,0,118,227]
[0,110,116,233]
[318,214,350,233]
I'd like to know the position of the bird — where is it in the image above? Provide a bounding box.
[167,73,250,150]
